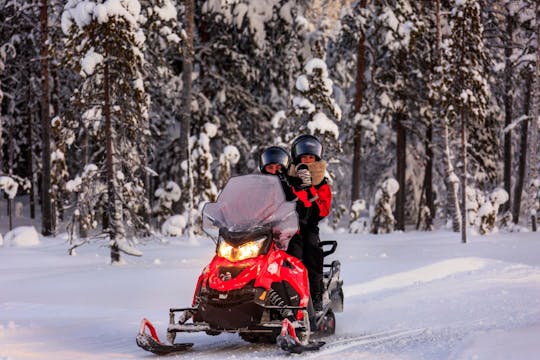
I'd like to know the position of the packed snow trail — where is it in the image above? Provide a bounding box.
[1,231,540,359]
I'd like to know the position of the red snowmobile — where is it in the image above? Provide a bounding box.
[136,174,343,354]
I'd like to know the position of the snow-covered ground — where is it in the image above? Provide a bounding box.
[1,220,540,359]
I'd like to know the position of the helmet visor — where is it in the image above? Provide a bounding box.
[292,137,323,162]
[260,147,290,171]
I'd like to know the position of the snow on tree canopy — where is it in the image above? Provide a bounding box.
[62,0,142,34]
[202,0,293,49]
[153,0,177,21]
[271,110,287,129]
[155,181,181,202]
[308,112,339,139]
[305,58,328,77]
[489,188,509,206]
[222,145,240,165]
[0,176,18,199]
[293,96,315,114]
[381,178,399,197]
[296,75,310,92]
[81,48,103,77]
[204,122,218,138]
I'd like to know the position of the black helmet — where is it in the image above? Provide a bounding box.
[291,135,323,164]
[259,146,291,173]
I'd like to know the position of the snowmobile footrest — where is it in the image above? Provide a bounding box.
[136,333,193,355]
[276,335,325,354]
[276,318,325,353]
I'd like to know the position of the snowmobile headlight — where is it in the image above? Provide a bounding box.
[217,240,235,260]
[217,236,267,262]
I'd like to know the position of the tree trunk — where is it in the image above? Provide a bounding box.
[436,0,461,232]
[350,0,367,204]
[104,58,118,262]
[503,13,515,213]
[420,124,434,229]
[27,113,35,219]
[175,0,194,216]
[179,0,194,181]
[528,2,540,231]
[461,108,467,243]
[513,70,532,224]
[40,0,53,235]
[396,114,406,231]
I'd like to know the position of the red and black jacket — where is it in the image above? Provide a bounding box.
[290,178,332,227]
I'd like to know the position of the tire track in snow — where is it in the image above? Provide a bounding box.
[304,328,428,358]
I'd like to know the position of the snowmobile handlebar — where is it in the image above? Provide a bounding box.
[320,240,337,257]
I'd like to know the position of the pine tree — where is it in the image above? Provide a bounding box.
[62,0,151,262]
[437,0,492,239]
[288,56,342,160]
[370,178,399,234]
[1,0,42,222]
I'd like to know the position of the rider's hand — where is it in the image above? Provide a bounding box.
[296,164,312,187]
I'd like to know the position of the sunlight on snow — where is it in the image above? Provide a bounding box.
[344,257,487,297]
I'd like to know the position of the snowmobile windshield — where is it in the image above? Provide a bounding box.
[202,174,299,250]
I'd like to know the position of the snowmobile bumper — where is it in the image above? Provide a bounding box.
[167,304,308,335]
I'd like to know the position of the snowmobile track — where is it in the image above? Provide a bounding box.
[304,327,429,358]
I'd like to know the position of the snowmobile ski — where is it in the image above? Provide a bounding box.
[276,318,325,354]
[136,318,193,355]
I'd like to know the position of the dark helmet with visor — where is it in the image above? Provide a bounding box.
[291,134,323,164]
[259,146,291,173]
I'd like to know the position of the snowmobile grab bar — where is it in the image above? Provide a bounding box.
[320,241,337,257]
[262,305,306,310]
[170,307,198,313]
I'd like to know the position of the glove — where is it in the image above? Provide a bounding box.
[296,164,312,188]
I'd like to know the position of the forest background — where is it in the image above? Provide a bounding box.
[1,0,539,262]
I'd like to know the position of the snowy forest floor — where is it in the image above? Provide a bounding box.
[1,214,540,359]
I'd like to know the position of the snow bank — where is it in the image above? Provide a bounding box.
[162,215,187,236]
[2,226,40,247]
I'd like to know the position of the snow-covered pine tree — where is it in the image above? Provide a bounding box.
[50,117,69,225]
[480,0,536,227]
[428,0,461,232]
[509,1,537,224]
[0,0,44,220]
[198,0,303,167]
[328,1,376,232]
[137,0,183,197]
[438,0,492,239]
[349,199,369,234]
[465,186,485,227]
[528,0,540,231]
[179,121,219,237]
[370,178,399,234]
[529,179,540,230]
[217,145,241,189]
[62,0,151,263]
[327,1,365,207]
[476,188,509,235]
[287,57,341,161]
[153,180,181,223]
